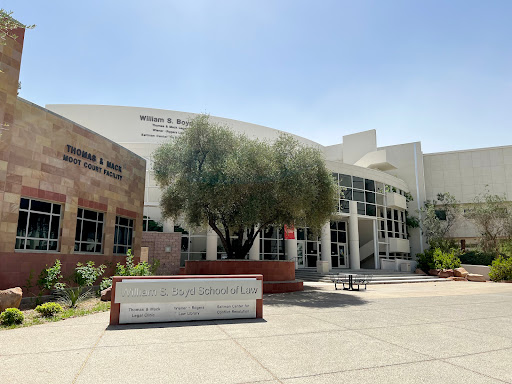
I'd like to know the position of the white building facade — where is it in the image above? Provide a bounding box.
[45,104,512,271]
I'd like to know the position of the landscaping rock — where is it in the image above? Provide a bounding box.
[428,269,441,276]
[454,267,469,278]
[439,269,454,278]
[448,276,467,281]
[0,287,23,312]
[414,269,426,275]
[101,287,112,301]
[467,273,486,282]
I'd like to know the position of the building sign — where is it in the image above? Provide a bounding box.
[284,224,295,240]
[113,277,263,324]
[62,144,124,181]
[138,115,191,141]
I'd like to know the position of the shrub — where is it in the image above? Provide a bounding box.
[0,308,24,325]
[417,247,461,271]
[56,288,92,308]
[35,302,63,317]
[37,260,63,292]
[432,248,461,270]
[54,261,106,308]
[459,251,495,266]
[115,249,156,277]
[416,249,434,272]
[489,256,512,282]
[73,261,106,287]
[100,277,112,291]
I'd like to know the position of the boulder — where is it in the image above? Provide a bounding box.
[439,269,454,278]
[454,268,469,278]
[428,269,441,276]
[414,269,427,275]
[101,286,112,301]
[467,273,486,282]
[0,287,23,312]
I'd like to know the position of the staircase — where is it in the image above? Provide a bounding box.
[294,268,448,284]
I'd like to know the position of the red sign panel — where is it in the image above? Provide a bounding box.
[284,224,295,240]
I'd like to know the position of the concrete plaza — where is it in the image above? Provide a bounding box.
[1,281,512,384]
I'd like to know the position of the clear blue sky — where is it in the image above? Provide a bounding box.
[4,0,512,153]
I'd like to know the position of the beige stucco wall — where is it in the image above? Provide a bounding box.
[424,147,512,203]
[423,147,512,240]
[378,142,427,255]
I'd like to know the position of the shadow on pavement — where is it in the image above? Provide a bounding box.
[106,317,267,331]
[263,285,369,309]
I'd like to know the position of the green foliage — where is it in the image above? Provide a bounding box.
[428,238,459,252]
[415,249,434,272]
[404,192,414,202]
[500,240,512,258]
[153,114,338,259]
[0,308,24,325]
[55,261,105,308]
[100,277,113,291]
[416,246,461,271]
[55,287,92,308]
[464,191,512,255]
[35,302,63,317]
[144,216,163,232]
[489,256,512,282]
[406,215,420,229]
[115,250,156,276]
[459,251,496,266]
[0,9,35,46]
[72,261,106,287]
[432,248,461,270]
[37,260,63,292]
[419,192,459,245]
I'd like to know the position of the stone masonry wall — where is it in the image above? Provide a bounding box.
[0,29,146,290]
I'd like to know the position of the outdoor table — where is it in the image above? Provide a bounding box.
[332,273,359,291]
[343,273,357,291]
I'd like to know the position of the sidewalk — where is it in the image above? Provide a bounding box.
[1,281,512,384]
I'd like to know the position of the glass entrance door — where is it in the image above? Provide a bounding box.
[338,244,348,268]
[296,241,305,268]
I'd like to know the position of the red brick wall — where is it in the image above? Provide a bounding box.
[141,232,182,275]
[0,252,139,293]
[184,260,296,281]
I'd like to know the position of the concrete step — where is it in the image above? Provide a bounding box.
[295,270,446,285]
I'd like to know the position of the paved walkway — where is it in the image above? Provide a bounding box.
[2,281,512,383]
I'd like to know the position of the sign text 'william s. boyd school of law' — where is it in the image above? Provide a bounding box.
[114,278,262,324]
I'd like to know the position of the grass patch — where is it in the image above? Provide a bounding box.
[0,298,110,330]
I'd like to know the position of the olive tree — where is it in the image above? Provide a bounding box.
[0,9,35,45]
[419,192,459,248]
[464,191,512,255]
[153,114,338,259]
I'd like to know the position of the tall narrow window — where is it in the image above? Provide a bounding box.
[114,216,134,254]
[16,197,61,251]
[75,208,104,253]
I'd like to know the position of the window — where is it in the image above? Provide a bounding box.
[339,174,352,188]
[386,208,407,239]
[142,216,163,232]
[260,226,285,260]
[114,216,134,254]
[16,198,61,251]
[352,176,364,190]
[75,208,104,253]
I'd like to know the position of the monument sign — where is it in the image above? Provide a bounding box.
[109,275,263,325]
